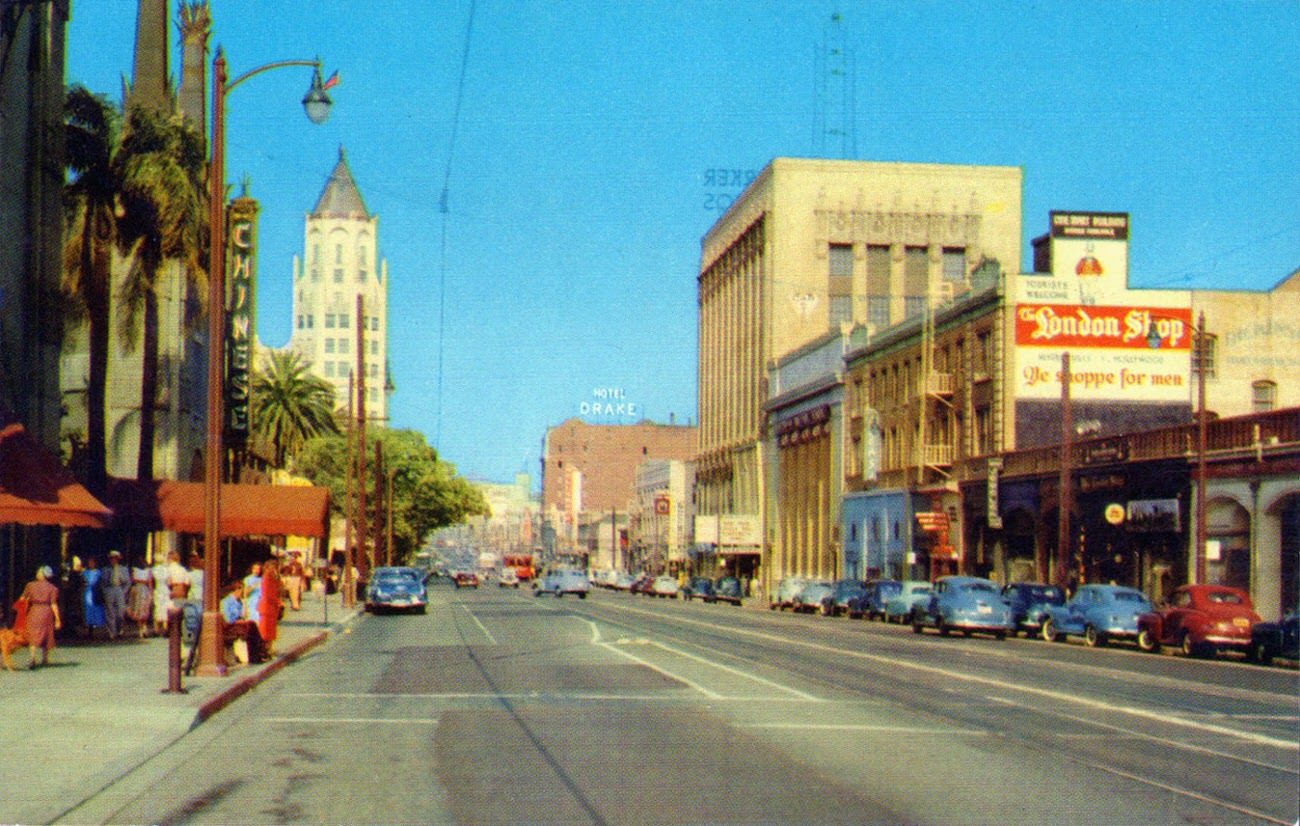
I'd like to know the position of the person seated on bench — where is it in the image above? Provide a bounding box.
[220,581,267,664]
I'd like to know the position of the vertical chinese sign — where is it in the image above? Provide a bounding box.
[225,194,259,446]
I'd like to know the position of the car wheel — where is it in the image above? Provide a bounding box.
[1137,628,1161,653]
[937,619,950,637]
[911,617,924,634]
[579,592,587,599]
[1084,626,1106,647]
[820,603,832,617]
[1250,640,1272,665]
[1042,618,1062,643]
[994,630,1006,641]
[1180,631,1200,658]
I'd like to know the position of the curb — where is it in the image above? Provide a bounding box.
[192,627,331,726]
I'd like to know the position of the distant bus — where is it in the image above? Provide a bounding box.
[502,552,535,582]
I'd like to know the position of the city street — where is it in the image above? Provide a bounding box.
[70,583,1299,825]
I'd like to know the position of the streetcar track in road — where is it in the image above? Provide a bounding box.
[592,597,1300,751]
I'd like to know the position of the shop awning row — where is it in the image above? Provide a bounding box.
[0,421,112,528]
[0,419,329,537]
[105,478,331,539]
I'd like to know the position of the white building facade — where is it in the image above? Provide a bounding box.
[290,148,389,420]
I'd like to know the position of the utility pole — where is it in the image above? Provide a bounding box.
[1057,351,1073,592]
[343,373,355,606]
[1195,311,1208,584]
[355,293,368,573]
[373,440,384,567]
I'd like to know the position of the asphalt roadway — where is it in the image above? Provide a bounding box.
[56,581,1300,825]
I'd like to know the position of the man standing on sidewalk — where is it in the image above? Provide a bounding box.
[284,551,305,611]
[102,551,130,640]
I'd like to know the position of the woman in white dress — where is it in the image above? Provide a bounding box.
[151,555,170,635]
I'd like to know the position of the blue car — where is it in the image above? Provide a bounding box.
[852,579,902,620]
[1001,582,1066,638]
[1041,584,1152,647]
[911,576,1012,639]
[882,581,933,624]
[365,566,429,614]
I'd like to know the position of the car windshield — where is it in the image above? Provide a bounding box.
[962,582,998,594]
[878,582,902,596]
[375,572,413,584]
[1113,591,1147,603]
[1028,586,1063,602]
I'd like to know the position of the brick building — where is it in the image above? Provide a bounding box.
[540,418,696,566]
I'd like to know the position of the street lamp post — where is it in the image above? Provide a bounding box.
[198,50,332,677]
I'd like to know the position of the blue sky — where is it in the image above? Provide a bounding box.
[67,1,1299,485]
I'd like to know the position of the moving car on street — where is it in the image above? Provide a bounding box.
[650,575,680,598]
[1042,584,1151,647]
[535,568,590,598]
[365,566,428,614]
[452,570,480,589]
[1136,584,1260,657]
[911,576,1012,639]
[498,567,520,587]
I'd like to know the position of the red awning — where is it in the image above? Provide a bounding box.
[0,421,113,528]
[106,479,331,538]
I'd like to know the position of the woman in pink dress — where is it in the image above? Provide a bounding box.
[257,558,282,655]
[21,566,62,669]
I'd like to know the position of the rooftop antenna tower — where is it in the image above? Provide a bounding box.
[814,11,857,159]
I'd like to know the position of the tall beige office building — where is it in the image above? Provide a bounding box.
[289,149,389,421]
[696,158,1022,572]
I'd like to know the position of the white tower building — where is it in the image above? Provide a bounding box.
[290,148,389,421]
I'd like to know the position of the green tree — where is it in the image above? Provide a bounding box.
[61,86,121,497]
[250,350,339,468]
[296,428,488,564]
[113,104,207,481]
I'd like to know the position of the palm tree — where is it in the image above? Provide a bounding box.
[61,86,121,497]
[251,350,340,468]
[113,104,207,481]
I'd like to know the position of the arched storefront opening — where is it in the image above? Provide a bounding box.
[1206,498,1250,592]
[1276,493,1299,614]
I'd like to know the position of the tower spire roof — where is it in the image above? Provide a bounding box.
[311,146,371,219]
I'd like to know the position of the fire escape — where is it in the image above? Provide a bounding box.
[918,282,956,481]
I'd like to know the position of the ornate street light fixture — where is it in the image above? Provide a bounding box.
[199,50,334,676]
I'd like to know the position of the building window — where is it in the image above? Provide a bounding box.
[335,244,343,263]
[828,243,853,276]
[339,338,349,354]
[942,247,966,281]
[306,315,314,329]
[1252,380,1277,412]
[371,341,378,355]
[830,296,853,326]
[904,296,927,318]
[340,314,349,329]
[325,314,335,328]
[868,297,890,329]
[296,315,304,330]
[324,361,335,377]
[372,317,380,331]
[310,269,319,282]
[324,339,335,353]
[333,268,344,283]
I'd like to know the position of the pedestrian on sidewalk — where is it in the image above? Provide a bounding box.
[82,555,106,640]
[61,556,85,637]
[150,553,170,636]
[125,555,153,637]
[242,562,263,624]
[284,551,305,611]
[221,582,267,664]
[258,557,282,657]
[102,550,130,640]
[185,552,204,605]
[21,566,61,669]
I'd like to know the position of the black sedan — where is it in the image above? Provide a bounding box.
[1248,612,1299,665]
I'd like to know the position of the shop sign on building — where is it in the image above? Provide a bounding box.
[1014,210,1191,403]
[225,198,258,444]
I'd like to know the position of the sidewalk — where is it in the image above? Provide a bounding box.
[0,587,361,825]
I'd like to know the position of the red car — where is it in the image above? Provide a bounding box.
[1137,584,1260,658]
[452,570,479,589]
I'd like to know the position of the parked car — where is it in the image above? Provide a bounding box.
[882,581,932,624]
[630,573,655,595]
[650,575,680,598]
[535,568,590,598]
[854,579,902,621]
[771,577,808,611]
[452,570,479,589]
[1136,584,1261,657]
[365,566,428,613]
[1002,582,1066,638]
[712,576,744,605]
[681,576,715,601]
[611,572,636,591]
[828,579,866,617]
[1247,612,1300,665]
[911,576,1012,639]
[792,580,835,614]
[1042,584,1152,647]
[498,567,520,588]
